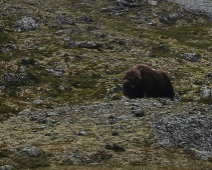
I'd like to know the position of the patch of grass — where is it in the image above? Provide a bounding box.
[178,88,192,96]
[154,23,212,49]
[198,97,212,104]
[188,66,204,72]
[13,154,50,169]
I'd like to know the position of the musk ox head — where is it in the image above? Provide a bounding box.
[122,68,145,99]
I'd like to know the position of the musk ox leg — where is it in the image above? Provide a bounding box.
[160,72,175,99]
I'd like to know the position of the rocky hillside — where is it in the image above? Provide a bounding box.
[0,0,212,169]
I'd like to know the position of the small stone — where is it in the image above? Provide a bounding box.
[18,109,31,116]
[77,41,102,49]
[0,44,16,53]
[108,115,115,119]
[0,151,7,158]
[76,15,93,22]
[131,109,145,117]
[54,29,73,35]
[0,165,14,170]
[64,37,77,48]
[76,131,87,136]
[46,68,64,76]
[200,85,212,98]
[66,154,86,164]
[105,143,125,152]
[112,131,119,136]
[33,97,43,105]
[181,53,198,62]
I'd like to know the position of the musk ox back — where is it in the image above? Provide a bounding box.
[122,64,174,100]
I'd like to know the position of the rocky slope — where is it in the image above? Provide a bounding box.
[0,0,212,169]
[167,0,212,20]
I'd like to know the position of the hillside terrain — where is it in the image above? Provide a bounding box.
[0,0,212,169]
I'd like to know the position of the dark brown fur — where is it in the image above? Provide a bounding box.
[122,64,175,100]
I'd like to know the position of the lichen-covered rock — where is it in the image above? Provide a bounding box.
[64,37,77,48]
[181,53,198,62]
[18,109,32,116]
[158,12,180,24]
[200,85,212,98]
[151,113,212,160]
[1,72,32,86]
[12,16,39,32]
[167,0,212,20]
[0,44,16,53]
[46,68,64,76]
[0,165,14,170]
[18,146,43,157]
[66,154,87,164]
[32,96,43,105]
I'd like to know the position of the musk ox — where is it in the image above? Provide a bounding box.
[122,64,175,100]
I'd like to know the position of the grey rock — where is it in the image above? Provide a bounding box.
[187,148,212,161]
[64,37,102,49]
[54,29,73,35]
[112,131,119,136]
[77,41,102,49]
[0,165,14,170]
[54,16,75,25]
[18,146,43,157]
[200,85,212,98]
[131,109,145,117]
[64,37,77,48]
[158,12,180,24]
[59,85,66,91]
[18,109,31,116]
[0,151,7,158]
[19,66,28,72]
[46,68,64,76]
[76,15,93,22]
[181,53,198,62]
[12,16,39,32]
[33,97,43,105]
[115,0,138,7]
[167,0,212,20]
[76,131,87,136]
[66,154,87,164]
[28,45,38,50]
[20,57,35,65]
[46,111,60,117]
[0,44,16,53]
[105,143,125,152]
[204,73,212,78]
[1,72,32,86]
[100,6,129,16]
